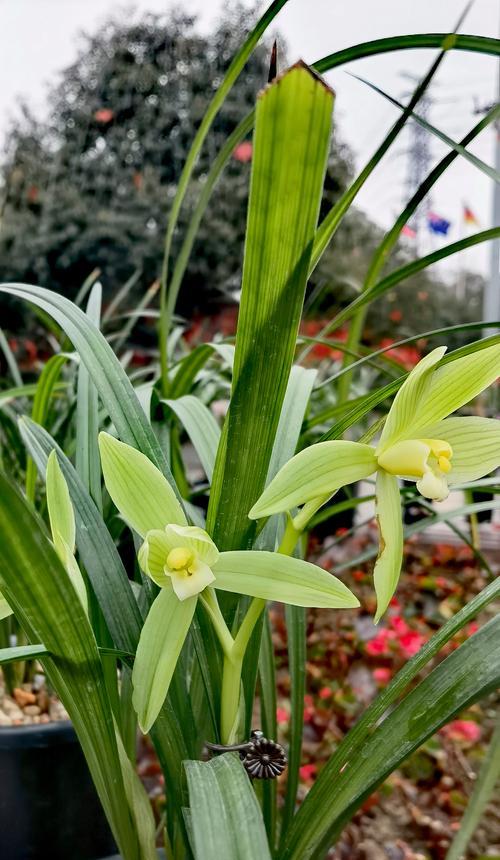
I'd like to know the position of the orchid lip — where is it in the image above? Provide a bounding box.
[376,438,453,502]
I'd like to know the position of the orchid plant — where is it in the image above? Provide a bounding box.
[0,5,499,860]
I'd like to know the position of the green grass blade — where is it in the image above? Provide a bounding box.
[0,282,175,482]
[0,381,66,408]
[163,395,221,482]
[0,328,22,387]
[76,282,102,510]
[185,753,272,860]
[446,713,500,860]
[259,611,278,846]
[282,614,500,859]
[207,64,334,551]
[25,354,70,503]
[0,644,48,664]
[0,473,146,860]
[351,73,500,182]
[280,604,306,842]
[323,228,500,334]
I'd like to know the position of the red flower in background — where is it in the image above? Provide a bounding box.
[94,108,114,124]
[233,141,253,162]
[389,309,403,323]
[441,721,481,743]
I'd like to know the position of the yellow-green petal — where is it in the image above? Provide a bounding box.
[410,343,500,434]
[377,347,446,453]
[249,441,377,519]
[99,432,187,538]
[164,524,219,567]
[132,588,197,733]
[46,449,76,557]
[138,530,172,587]
[213,551,359,609]
[0,589,13,621]
[373,471,403,623]
[417,416,500,484]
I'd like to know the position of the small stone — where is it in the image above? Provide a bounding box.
[13,687,36,707]
[37,690,49,713]
[40,714,50,724]
[23,705,41,717]
[2,697,24,719]
[0,710,12,726]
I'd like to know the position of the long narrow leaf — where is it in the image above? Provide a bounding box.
[76,282,102,509]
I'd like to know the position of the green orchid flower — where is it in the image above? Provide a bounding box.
[249,344,500,622]
[46,450,88,612]
[98,432,359,733]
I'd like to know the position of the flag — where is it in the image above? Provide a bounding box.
[427,212,451,235]
[401,224,416,238]
[463,204,479,226]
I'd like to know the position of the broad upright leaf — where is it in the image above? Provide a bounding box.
[208,63,334,550]
[185,752,272,860]
[76,282,102,509]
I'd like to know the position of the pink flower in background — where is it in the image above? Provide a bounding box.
[276,707,289,724]
[318,687,332,700]
[441,721,481,743]
[398,630,426,658]
[233,141,253,162]
[373,667,392,685]
[299,763,317,782]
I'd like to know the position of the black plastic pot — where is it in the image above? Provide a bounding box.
[0,720,116,860]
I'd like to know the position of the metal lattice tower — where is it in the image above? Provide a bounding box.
[401,74,433,249]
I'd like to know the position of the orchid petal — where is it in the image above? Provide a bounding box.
[416,417,500,484]
[138,530,172,587]
[373,471,403,623]
[213,551,359,609]
[99,432,187,537]
[46,450,76,557]
[132,588,197,733]
[248,441,377,518]
[164,524,219,566]
[377,347,446,452]
[409,343,500,434]
[0,590,13,621]
[168,559,216,601]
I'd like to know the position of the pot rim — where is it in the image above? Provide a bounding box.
[0,719,74,749]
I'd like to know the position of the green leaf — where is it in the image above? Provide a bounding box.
[76,282,102,509]
[282,613,500,860]
[184,752,272,860]
[351,73,500,182]
[0,591,13,620]
[99,432,187,538]
[373,471,403,623]
[164,395,220,482]
[0,282,173,480]
[0,644,47,664]
[214,551,359,608]
[280,604,306,840]
[258,612,278,845]
[25,353,70,502]
[207,63,334,551]
[132,588,197,733]
[0,472,145,860]
[249,441,377,517]
[446,713,500,860]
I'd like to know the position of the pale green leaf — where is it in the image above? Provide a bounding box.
[419,416,500,484]
[185,752,272,860]
[0,590,13,620]
[249,441,377,518]
[115,724,158,860]
[132,587,197,733]
[214,551,359,609]
[46,449,76,556]
[163,395,220,481]
[377,347,446,451]
[373,471,403,623]
[99,432,187,538]
[409,342,500,436]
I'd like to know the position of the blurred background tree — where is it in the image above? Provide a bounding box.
[0,3,482,340]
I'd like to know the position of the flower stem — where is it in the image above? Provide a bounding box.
[199,588,234,659]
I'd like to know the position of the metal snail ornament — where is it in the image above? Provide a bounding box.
[206,730,287,780]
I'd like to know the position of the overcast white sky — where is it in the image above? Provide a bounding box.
[0,0,498,277]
